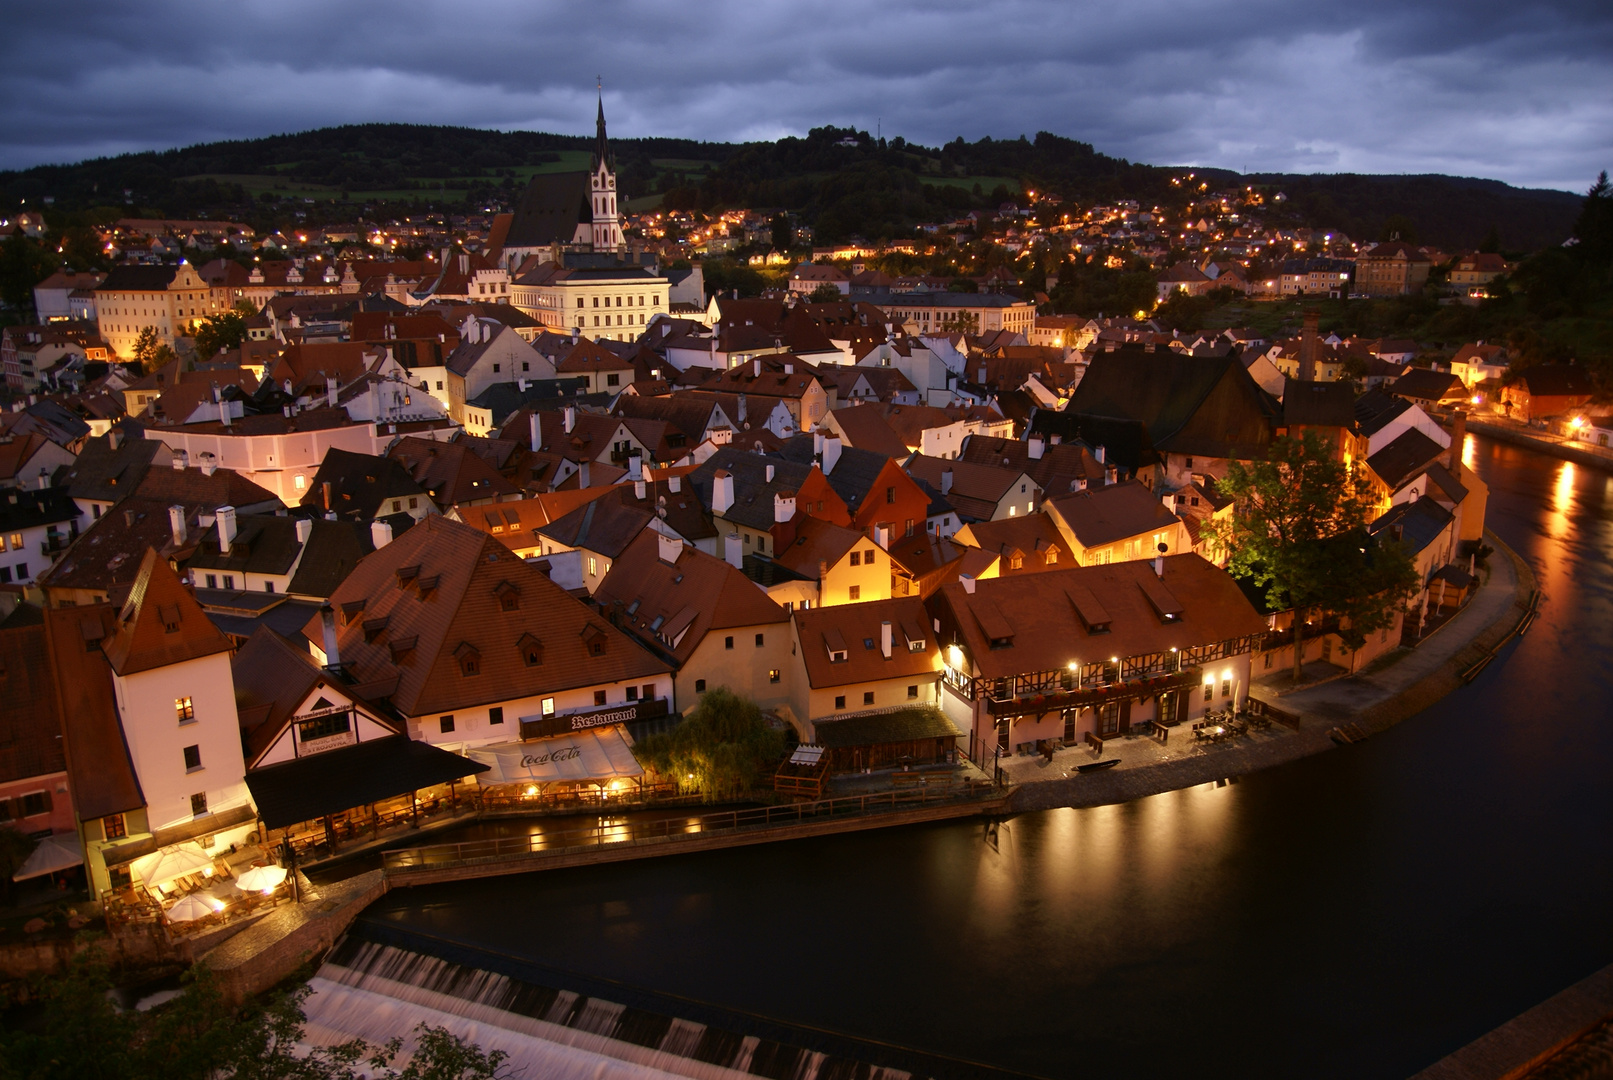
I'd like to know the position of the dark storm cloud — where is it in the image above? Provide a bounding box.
[2,0,1609,190]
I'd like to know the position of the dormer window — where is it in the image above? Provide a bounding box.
[362,616,389,644]
[454,641,481,677]
[495,580,520,612]
[158,603,182,634]
[582,624,608,657]
[908,639,925,653]
[518,633,543,667]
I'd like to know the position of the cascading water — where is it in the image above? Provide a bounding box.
[303,937,921,1080]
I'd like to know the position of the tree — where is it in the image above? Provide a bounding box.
[0,232,57,315]
[129,326,176,373]
[1379,214,1418,243]
[770,212,793,252]
[630,687,786,801]
[1478,224,1502,254]
[1573,170,1613,267]
[938,310,980,334]
[0,955,511,1080]
[807,282,843,303]
[193,311,248,359]
[1208,431,1419,680]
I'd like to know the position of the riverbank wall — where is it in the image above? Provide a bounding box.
[1468,420,1613,474]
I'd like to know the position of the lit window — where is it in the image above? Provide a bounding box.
[541,697,555,716]
[176,696,195,723]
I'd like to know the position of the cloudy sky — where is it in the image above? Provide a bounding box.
[3,0,1609,191]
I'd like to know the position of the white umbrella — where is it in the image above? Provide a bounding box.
[12,833,85,882]
[235,865,287,893]
[165,894,216,923]
[131,843,214,889]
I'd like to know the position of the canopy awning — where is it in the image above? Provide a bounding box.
[245,736,488,831]
[466,727,643,786]
[12,833,85,882]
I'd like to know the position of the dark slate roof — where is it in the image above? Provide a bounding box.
[1354,388,1413,437]
[536,495,655,558]
[464,377,595,429]
[1026,408,1160,472]
[1422,461,1469,506]
[62,431,166,505]
[773,434,890,515]
[813,705,961,748]
[1062,350,1279,460]
[1368,428,1447,491]
[0,486,81,531]
[1371,496,1453,555]
[198,593,324,642]
[245,736,486,830]
[1390,368,1460,403]
[300,448,429,522]
[1281,380,1358,429]
[96,264,180,291]
[504,172,592,248]
[689,447,819,532]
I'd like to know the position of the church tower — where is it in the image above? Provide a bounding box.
[589,90,623,253]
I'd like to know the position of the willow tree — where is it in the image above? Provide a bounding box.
[631,687,786,801]
[1209,430,1419,680]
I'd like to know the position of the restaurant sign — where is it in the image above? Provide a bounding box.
[519,697,668,741]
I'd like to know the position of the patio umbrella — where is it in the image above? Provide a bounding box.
[165,894,216,923]
[131,843,214,889]
[11,833,84,882]
[235,865,287,893]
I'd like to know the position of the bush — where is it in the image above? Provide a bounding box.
[630,688,786,801]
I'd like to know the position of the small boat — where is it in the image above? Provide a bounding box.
[1078,759,1120,773]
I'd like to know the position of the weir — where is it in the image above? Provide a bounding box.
[304,927,978,1080]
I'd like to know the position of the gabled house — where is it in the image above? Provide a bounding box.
[300,448,435,524]
[1501,365,1596,422]
[904,455,1041,524]
[62,429,171,525]
[50,552,256,896]
[595,530,791,711]
[774,432,932,542]
[929,556,1267,765]
[786,597,952,771]
[305,515,671,754]
[1043,480,1190,567]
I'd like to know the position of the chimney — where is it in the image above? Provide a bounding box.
[326,375,339,409]
[784,362,794,374]
[529,411,541,452]
[818,559,828,582]
[1050,434,1062,445]
[774,491,795,523]
[216,505,237,555]
[765,464,775,483]
[294,517,313,544]
[1028,435,1045,460]
[822,436,842,475]
[1300,308,1319,382]
[737,393,748,424]
[1094,444,1106,464]
[634,479,647,500]
[875,523,891,550]
[668,474,682,494]
[108,429,121,451]
[880,621,893,659]
[1105,463,1118,486]
[318,604,341,669]
[657,531,683,564]
[564,404,576,433]
[723,532,743,569]
[517,378,528,393]
[1154,542,1166,578]
[753,358,762,378]
[960,573,976,594]
[713,470,735,514]
[628,453,643,481]
[941,468,954,495]
[200,456,217,477]
[1447,410,1466,474]
[321,480,333,512]
[173,449,189,470]
[168,504,187,547]
[579,460,592,487]
[36,466,48,490]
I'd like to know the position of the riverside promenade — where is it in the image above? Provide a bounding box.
[1006,529,1535,813]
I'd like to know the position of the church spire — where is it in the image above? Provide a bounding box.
[593,79,610,171]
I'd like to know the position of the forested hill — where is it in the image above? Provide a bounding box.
[0,122,1584,252]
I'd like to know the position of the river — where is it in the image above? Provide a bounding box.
[358,437,1613,1080]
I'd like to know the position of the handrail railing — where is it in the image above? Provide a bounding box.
[382,782,998,876]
